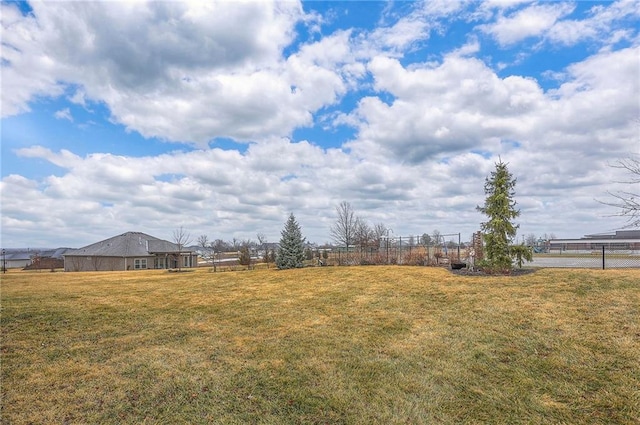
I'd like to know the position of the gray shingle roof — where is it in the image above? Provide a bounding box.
[65,232,191,257]
[5,252,33,261]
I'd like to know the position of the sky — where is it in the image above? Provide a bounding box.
[1,0,639,249]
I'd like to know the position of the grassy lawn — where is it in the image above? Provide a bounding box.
[2,267,639,424]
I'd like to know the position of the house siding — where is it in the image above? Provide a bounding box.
[64,254,199,272]
[64,256,128,272]
[4,259,32,269]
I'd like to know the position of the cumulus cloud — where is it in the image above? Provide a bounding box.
[479,2,576,46]
[343,42,638,165]
[479,0,640,48]
[2,1,352,144]
[5,140,410,245]
[344,53,546,163]
[1,1,638,248]
[332,40,636,240]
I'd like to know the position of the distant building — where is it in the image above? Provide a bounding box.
[549,230,640,254]
[63,231,197,272]
[26,248,71,270]
[1,248,72,270]
[2,251,33,269]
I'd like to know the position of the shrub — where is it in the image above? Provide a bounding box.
[402,252,428,266]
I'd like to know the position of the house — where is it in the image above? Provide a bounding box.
[63,231,198,272]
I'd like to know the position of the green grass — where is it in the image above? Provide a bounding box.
[2,267,639,424]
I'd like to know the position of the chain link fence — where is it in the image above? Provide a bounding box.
[530,246,640,269]
[323,233,468,267]
[321,235,639,269]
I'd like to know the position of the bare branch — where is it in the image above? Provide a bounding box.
[330,201,357,247]
[172,226,192,271]
[173,226,193,249]
[608,157,640,184]
[600,156,640,228]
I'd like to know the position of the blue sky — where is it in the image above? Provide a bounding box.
[1,0,639,248]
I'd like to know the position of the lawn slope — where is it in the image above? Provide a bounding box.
[2,267,639,424]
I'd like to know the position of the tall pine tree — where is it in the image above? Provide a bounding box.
[476,159,530,273]
[276,213,306,270]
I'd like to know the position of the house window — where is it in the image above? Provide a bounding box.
[155,257,165,269]
[134,258,147,270]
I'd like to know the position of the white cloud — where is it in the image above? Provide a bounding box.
[0,3,66,116]
[547,0,640,46]
[68,89,88,107]
[369,16,432,52]
[2,1,348,145]
[345,42,639,165]
[1,1,638,248]
[54,108,73,122]
[480,2,576,46]
[366,0,467,53]
[544,46,639,142]
[478,0,640,48]
[344,53,545,163]
[482,0,531,9]
[330,43,636,239]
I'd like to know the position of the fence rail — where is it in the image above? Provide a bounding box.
[530,246,640,269]
[321,236,639,269]
[324,235,466,267]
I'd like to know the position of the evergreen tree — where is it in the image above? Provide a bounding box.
[238,244,252,269]
[276,213,306,270]
[476,159,531,272]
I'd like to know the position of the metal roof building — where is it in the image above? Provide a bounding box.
[549,230,640,254]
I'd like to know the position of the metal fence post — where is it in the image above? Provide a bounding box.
[386,238,389,264]
[602,245,605,270]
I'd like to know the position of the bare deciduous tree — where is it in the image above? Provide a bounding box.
[525,233,537,247]
[172,226,192,271]
[372,223,388,248]
[355,218,375,255]
[212,239,227,252]
[602,157,640,228]
[431,230,442,246]
[197,234,209,249]
[330,201,357,248]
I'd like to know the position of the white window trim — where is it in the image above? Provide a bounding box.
[134,258,147,270]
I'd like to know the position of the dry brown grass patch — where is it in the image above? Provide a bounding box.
[2,267,639,424]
